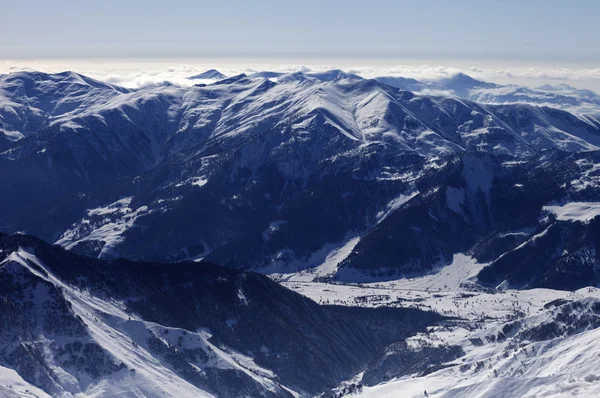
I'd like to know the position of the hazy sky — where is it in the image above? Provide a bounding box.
[2,0,599,62]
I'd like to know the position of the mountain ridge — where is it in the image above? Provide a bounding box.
[0,232,443,397]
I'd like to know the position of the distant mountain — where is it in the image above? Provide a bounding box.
[188,69,227,80]
[0,71,130,148]
[375,72,600,117]
[305,69,363,82]
[249,71,284,79]
[0,233,442,397]
[374,76,430,92]
[434,72,501,96]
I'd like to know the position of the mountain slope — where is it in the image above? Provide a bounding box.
[0,233,442,397]
[334,150,600,287]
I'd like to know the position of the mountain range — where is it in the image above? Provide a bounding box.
[2,70,600,274]
[2,69,600,397]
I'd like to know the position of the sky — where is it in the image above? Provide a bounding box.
[1,0,600,90]
[2,0,599,61]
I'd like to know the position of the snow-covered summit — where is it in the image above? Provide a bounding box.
[435,72,501,95]
[187,68,227,80]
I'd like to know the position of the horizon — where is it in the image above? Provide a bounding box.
[4,0,600,91]
[3,57,600,92]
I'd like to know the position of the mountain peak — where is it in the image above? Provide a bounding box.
[249,71,283,79]
[439,72,488,87]
[188,69,227,80]
[446,72,479,83]
[435,72,499,95]
[375,76,430,92]
[211,73,247,84]
[1,70,130,96]
[306,69,363,82]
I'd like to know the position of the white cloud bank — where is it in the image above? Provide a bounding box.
[1,59,600,92]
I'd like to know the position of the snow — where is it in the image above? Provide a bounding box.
[282,254,489,309]
[406,73,600,118]
[188,69,227,81]
[4,249,214,398]
[5,69,600,397]
[2,69,600,167]
[87,197,132,216]
[191,177,208,187]
[543,202,600,223]
[569,160,600,191]
[262,220,287,241]
[270,235,360,281]
[357,318,600,398]
[56,198,150,258]
[4,248,304,398]
[376,192,418,223]
[175,176,208,188]
[313,237,361,279]
[282,253,600,397]
[1,129,24,140]
[0,365,51,398]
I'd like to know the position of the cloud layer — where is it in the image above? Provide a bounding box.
[2,59,600,91]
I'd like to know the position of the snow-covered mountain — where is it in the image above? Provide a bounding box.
[0,233,442,397]
[376,72,600,117]
[2,70,600,270]
[188,69,227,80]
[0,71,131,151]
[6,233,600,398]
[3,69,600,396]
